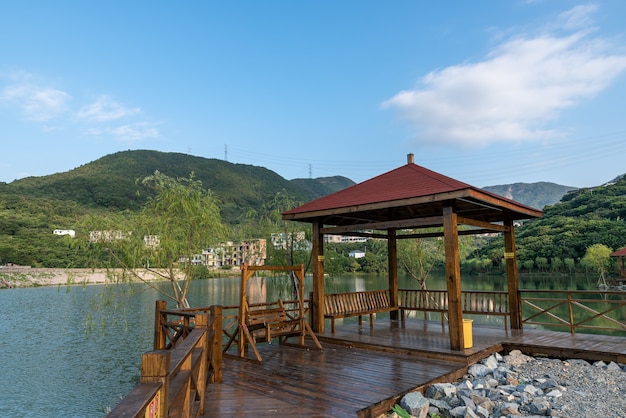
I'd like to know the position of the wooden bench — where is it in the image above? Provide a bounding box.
[246,301,300,343]
[324,290,398,333]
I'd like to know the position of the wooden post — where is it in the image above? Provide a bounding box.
[294,264,306,345]
[210,305,223,383]
[141,350,171,418]
[154,300,167,350]
[238,264,254,356]
[195,313,209,414]
[312,219,325,333]
[504,216,522,329]
[388,228,399,320]
[443,205,464,351]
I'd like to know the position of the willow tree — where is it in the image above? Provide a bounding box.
[398,234,444,289]
[581,243,613,286]
[87,171,228,309]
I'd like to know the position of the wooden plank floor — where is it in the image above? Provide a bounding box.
[202,318,626,417]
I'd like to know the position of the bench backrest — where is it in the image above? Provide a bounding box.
[325,290,391,315]
[247,306,289,325]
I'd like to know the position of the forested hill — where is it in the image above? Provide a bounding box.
[482,182,575,209]
[479,174,626,264]
[2,150,355,223]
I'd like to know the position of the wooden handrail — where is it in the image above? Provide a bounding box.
[519,289,626,335]
[396,288,626,335]
[107,304,223,418]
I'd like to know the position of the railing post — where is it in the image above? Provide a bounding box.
[141,350,171,418]
[567,292,575,335]
[195,313,209,414]
[210,305,223,383]
[154,300,167,350]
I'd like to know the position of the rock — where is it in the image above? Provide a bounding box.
[399,391,429,418]
[425,382,456,400]
[607,361,622,372]
[467,363,491,378]
[504,350,532,367]
[528,398,551,415]
[499,402,520,415]
[481,354,499,370]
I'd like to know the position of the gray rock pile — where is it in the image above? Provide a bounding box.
[390,350,626,418]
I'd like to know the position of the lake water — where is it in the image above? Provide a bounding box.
[0,272,601,417]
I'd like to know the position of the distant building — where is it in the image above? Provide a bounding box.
[271,232,310,250]
[199,239,267,268]
[53,229,75,238]
[89,230,130,242]
[349,250,366,259]
[143,235,160,249]
[324,234,368,244]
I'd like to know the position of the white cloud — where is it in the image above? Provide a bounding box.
[382,5,626,147]
[86,122,159,142]
[77,95,141,121]
[1,83,70,122]
[113,123,159,141]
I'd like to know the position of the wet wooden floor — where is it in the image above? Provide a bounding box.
[202,318,626,417]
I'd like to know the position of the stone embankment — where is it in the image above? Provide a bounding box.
[389,350,626,418]
[0,267,164,288]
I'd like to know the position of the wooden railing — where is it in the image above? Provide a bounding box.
[520,289,626,335]
[398,289,511,328]
[107,303,223,418]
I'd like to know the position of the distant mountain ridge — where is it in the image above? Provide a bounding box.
[1,149,594,214]
[482,182,576,209]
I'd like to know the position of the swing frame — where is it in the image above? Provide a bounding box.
[236,264,322,362]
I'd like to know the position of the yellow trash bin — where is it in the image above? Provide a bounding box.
[463,319,473,348]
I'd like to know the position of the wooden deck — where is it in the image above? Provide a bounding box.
[202,318,626,418]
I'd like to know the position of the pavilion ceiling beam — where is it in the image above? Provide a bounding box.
[396,228,499,239]
[320,216,443,235]
[456,216,509,232]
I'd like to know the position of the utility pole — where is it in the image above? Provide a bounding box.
[224,144,228,162]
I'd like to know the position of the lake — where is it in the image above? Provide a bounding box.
[0,272,600,417]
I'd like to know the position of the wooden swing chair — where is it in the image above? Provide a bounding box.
[235,264,321,362]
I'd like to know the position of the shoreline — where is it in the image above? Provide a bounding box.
[0,267,167,288]
[0,267,240,289]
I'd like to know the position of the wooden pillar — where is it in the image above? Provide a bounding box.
[153,300,167,350]
[141,350,170,418]
[311,219,325,333]
[388,228,399,320]
[238,264,254,356]
[443,205,463,351]
[504,216,522,329]
[209,305,223,383]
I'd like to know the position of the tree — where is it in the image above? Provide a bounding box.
[398,233,444,289]
[86,171,228,308]
[580,243,613,286]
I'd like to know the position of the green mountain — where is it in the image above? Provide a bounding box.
[5,150,355,224]
[0,150,354,267]
[478,175,626,266]
[482,182,576,209]
[3,148,624,270]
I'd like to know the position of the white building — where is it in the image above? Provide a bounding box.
[349,250,366,259]
[53,229,75,238]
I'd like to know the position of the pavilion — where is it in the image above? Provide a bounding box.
[282,154,542,350]
[610,247,626,279]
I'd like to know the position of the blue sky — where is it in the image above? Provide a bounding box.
[2,1,626,188]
